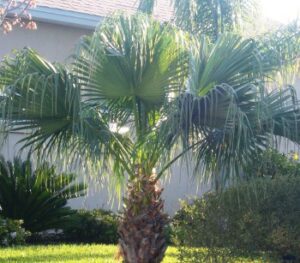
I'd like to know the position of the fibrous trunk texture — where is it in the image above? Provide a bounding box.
[118,169,168,263]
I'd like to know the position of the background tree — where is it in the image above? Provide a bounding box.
[139,0,300,82]
[138,0,155,14]
[0,0,37,33]
[173,0,258,40]
[1,13,300,262]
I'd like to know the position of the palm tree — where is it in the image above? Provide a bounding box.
[0,157,86,233]
[172,0,258,40]
[1,14,300,262]
[138,0,156,14]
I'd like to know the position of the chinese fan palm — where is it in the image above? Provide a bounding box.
[0,157,87,233]
[0,14,300,263]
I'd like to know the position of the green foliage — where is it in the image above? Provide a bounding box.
[172,176,300,262]
[0,157,87,233]
[63,209,119,244]
[1,13,300,262]
[245,149,300,178]
[173,0,257,40]
[1,14,300,188]
[259,21,300,76]
[0,216,30,246]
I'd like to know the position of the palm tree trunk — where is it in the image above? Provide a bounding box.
[118,167,168,263]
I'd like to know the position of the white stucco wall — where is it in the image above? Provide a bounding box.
[0,21,208,215]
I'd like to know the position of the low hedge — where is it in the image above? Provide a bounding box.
[63,209,119,244]
[27,209,119,245]
[172,176,300,262]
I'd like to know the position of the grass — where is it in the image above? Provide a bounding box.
[0,244,271,263]
[0,245,177,263]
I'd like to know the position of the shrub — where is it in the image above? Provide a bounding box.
[0,157,87,233]
[63,209,119,244]
[244,149,300,178]
[172,176,300,262]
[0,216,30,246]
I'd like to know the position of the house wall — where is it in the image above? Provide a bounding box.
[0,22,91,62]
[0,22,207,215]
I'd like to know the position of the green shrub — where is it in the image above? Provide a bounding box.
[0,157,87,233]
[244,149,300,178]
[0,216,30,246]
[63,209,119,244]
[172,176,300,262]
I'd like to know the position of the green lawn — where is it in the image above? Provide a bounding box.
[0,244,269,263]
[0,245,177,263]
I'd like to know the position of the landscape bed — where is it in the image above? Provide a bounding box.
[0,244,268,262]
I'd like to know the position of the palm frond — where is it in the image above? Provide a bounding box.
[0,48,133,177]
[259,86,300,142]
[0,48,81,150]
[172,0,258,40]
[187,34,274,96]
[74,14,188,135]
[156,31,300,187]
[258,21,300,84]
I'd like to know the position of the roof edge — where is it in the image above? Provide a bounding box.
[31,6,102,29]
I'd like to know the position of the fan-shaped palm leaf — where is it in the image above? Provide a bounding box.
[74,14,188,136]
[187,34,282,96]
[0,49,132,175]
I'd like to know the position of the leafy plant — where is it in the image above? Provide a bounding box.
[172,176,300,262]
[0,216,30,246]
[63,209,118,244]
[173,0,257,40]
[0,157,87,233]
[244,149,300,178]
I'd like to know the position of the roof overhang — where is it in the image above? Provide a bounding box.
[30,6,102,29]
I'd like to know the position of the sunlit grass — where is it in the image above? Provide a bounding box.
[0,245,177,263]
[0,244,269,262]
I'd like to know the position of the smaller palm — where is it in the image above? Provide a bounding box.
[0,157,87,233]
